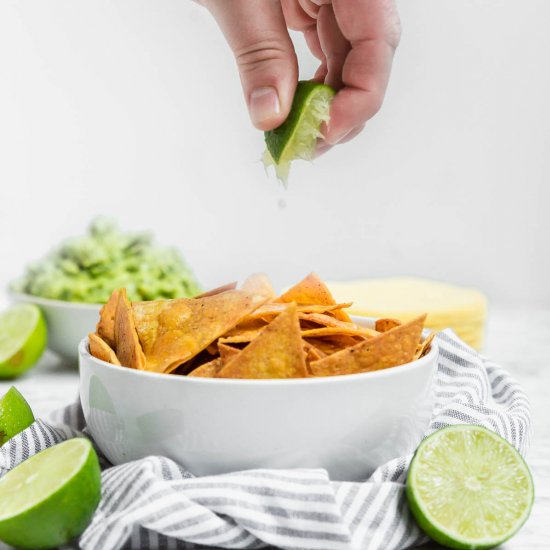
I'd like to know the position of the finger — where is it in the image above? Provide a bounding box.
[325,40,393,143]
[337,123,365,144]
[204,0,298,131]
[313,62,328,82]
[315,121,365,157]
[324,0,401,143]
[314,140,333,158]
[281,0,316,31]
[317,4,350,90]
[304,25,324,60]
[333,0,401,47]
[298,0,321,19]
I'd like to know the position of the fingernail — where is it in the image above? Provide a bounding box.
[249,87,280,125]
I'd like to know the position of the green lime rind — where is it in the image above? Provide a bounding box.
[0,387,35,446]
[264,80,334,162]
[0,438,101,550]
[0,304,47,379]
[264,80,335,182]
[407,425,534,550]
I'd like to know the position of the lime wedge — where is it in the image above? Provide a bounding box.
[264,80,335,183]
[407,425,534,549]
[0,304,47,379]
[0,438,101,549]
[0,387,35,445]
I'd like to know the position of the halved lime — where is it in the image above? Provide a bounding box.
[407,425,534,549]
[0,304,47,379]
[264,80,335,183]
[0,438,101,549]
[0,386,35,445]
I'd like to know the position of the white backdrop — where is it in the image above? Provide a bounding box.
[1,0,549,307]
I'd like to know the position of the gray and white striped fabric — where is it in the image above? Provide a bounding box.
[0,330,531,550]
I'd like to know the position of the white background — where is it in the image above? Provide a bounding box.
[1,0,549,308]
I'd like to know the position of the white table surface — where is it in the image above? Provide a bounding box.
[1,307,549,549]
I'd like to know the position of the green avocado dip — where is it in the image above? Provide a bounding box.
[12,218,202,304]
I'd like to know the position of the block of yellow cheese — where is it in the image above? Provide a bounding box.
[328,277,488,350]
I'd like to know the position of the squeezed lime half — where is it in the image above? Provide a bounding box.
[0,438,101,549]
[0,386,35,446]
[264,80,335,183]
[0,304,47,379]
[407,425,534,549]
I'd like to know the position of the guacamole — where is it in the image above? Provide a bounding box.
[12,219,202,303]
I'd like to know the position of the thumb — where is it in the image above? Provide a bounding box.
[203,0,298,130]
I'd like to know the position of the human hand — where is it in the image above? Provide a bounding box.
[201,0,400,147]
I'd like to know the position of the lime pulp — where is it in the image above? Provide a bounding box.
[0,304,47,379]
[0,438,101,549]
[264,80,335,183]
[407,425,534,549]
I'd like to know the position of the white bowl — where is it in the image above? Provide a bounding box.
[79,317,438,481]
[10,292,101,362]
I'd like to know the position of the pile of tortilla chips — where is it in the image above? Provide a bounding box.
[89,273,433,379]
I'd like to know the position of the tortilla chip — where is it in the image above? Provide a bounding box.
[195,282,237,299]
[276,273,352,323]
[206,342,218,355]
[309,315,426,377]
[375,318,401,333]
[96,289,119,349]
[241,273,276,299]
[299,312,351,328]
[217,303,307,379]
[172,349,213,375]
[219,328,265,345]
[414,332,436,360]
[245,302,352,322]
[304,337,345,356]
[114,289,146,370]
[89,332,121,365]
[218,343,241,365]
[329,335,365,348]
[223,317,268,336]
[301,326,376,339]
[299,313,379,337]
[132,290,267,373]
[188,358,223,378]
[303,341,326,363]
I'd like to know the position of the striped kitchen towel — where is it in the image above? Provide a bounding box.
[0,330,531,550]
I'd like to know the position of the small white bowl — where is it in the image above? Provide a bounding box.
[79,317,438,481]
[10,292,101,362]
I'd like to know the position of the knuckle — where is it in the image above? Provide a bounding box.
[235,35,294,71]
